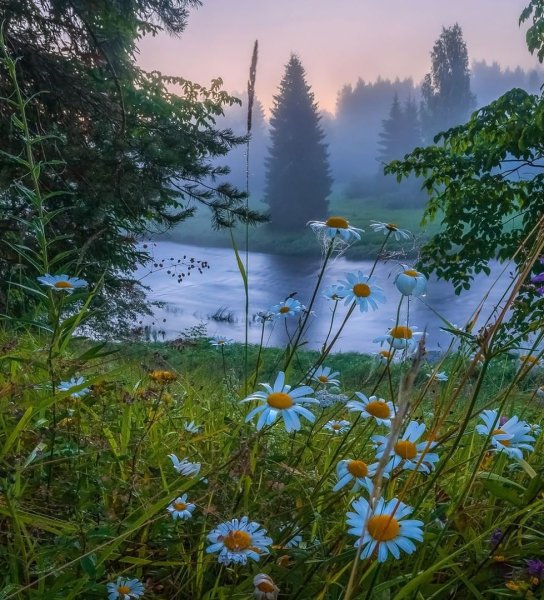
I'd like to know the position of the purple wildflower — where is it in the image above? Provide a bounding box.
[490,528,503,550]
[527,558,544,580]
[499,416,509,427]
[531,273,544,283]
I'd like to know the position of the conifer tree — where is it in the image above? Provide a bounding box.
[421,23,476,140]
[264,55,332,231]
[377,95,421,165]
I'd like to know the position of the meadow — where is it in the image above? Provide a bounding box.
[2,216,544,600]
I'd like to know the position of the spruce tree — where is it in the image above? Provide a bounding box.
[264,55,332,231]
[377,95,421,165]
[421,23,476,141]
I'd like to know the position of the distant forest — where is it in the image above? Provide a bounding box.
[216,60,543,208]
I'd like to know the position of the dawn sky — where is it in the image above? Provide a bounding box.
[138,0,541,115]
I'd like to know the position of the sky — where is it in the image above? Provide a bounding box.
[137,0,541,115]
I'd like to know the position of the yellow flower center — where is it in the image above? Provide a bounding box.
[386,223,399,231]
[403,269,419,277]
[223,529,252,551]
[332,423,342,430]
[492,429,511,446]
[257,581,276,593]
[390,326,413,339]
[325,216,349,229]
[367,514,400,541]
[173,501,187,511]
[379,350,392,358]
[318,375,329,382]
[365,400,390,419]
[279,306,290,314]
[520,355,538,365]
[267,392,294,409]
[117,586,131,595]
[353,283,371,297]
[54,280,73,289]
[394,440,417,459]
[150,370,177,383]
[347,460,368,478]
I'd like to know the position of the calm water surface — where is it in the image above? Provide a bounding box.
[138,241,510,353]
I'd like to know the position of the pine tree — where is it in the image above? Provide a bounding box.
[377,95,421,165]
[421,23,476,141]
[264,55,332,231]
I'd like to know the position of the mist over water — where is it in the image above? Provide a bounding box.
[139,241,510,354]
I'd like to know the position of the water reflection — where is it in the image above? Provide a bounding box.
[138,241,511,353]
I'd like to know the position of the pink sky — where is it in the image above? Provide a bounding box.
[137,0,541,115]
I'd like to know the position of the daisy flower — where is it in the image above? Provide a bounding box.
[476,410,535,460]
[241,371,318,432]
[426,371,448,382]
[372,421,439,474]
[323,284,343,301]
[347,393,395,427]
[308,216,363,243]
[333,459,378,493]
[324,419,350,434]
[37,273,88,293]
[335,271,386,312]
[394,268,427,297]
[167,494,196,520]
[369,221,411,241]
[168,454,201,477]
[149,370,177,384]
[374,349,396,364]
[311,366,340,387]
[107,577,144,600]
[346,496,424,563]
[374,325,422,351]
[58,376,90,398]
[269,298,304,319]
[184,420,201,434]
[206,516,272,565]
[253,574,280,600]
[210,336,234,347]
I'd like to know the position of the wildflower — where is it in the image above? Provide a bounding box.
[37,273,87,293]
[315,389,349,408]
[253,574,280,600]
[284,533,303,548]
[529,422,541,437]
[372,421,439,474]
[374,349,395,364]
[490,528,503,550]
[206,516,272,565]
[518,354,543,370]
[241,371,317,432]
[374,325,422,351]
[346,496,424,562]
[394,268,427,296]
[58,376,90,398]
[167,494,196,520]
[324,419,350,434]
[335,271,386,312]
[426,371,448,382]
[149,370,177,384]
[311,366,340,387]
[536,385,544,399]
[308,216,363,244]
[323,284,343,301]
[270,298,304,319]
[107,577,144,600]
[369,221,411,241]
[347,393,395,427]
[476,410,535,460]
[333,459,377,493]
[527,559,544,581]
[184,421,201,434]
[210,336,234,347]
[168,454,201,476]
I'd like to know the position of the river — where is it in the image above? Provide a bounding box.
[136,241,510,353]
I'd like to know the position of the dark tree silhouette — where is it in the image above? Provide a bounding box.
[264,55,332,231]
[378,95,421,164]
[421,23,476,140]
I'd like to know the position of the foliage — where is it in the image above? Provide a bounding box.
[0,0,265,323]
[420,23,476,141]
[264,55,332,231]
[386,3,544,339]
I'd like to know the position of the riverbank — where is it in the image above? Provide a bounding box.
[160,194,443,259]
